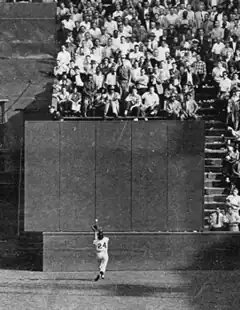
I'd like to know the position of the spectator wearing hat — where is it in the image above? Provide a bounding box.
[124,86,142,121]
[116,55,131,99]
[69,86,82,115]
[208,207,227,231]
[226,89,240,130]
[82,73,97,117]
[165,92,182,119]
[104,85,121,118]
[181,92,199,120]
[181,62,199,88]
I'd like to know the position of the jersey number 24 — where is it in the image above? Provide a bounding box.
[98,242,106,249]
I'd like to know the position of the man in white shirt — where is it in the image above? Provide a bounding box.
[122,18,132,38]
[141,86,160,120]
[57,45,71,66]
[166,8,178,26]
[104,14,118,36]
[112,3,123,20]
[53,59,69,77]
[152,22,163,41]
[80,15,91,30]
[112,30,121,52]
[105,66,117,88]
[92,39,103,64]
[72,7,82,23]
[74,68,84,89]
[157,39,169,62]
[89,21,101,40]
[93,66,104,90]
[129,44,144,62]
[93,226,109,281]
[212,38,225,58]
[119,36,130,57]
[62,14,75,32]
[212,62,226,83]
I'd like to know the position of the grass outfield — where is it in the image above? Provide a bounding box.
[0,270,239,310]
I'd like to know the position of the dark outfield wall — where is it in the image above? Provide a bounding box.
[24,121,205,233]
[0,3,56,57]
[43,232,240,271]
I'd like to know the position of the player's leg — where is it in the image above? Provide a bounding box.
[94,257,101,281]
[99,255,109,279]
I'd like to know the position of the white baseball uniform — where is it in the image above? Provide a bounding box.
[93,236,109,273]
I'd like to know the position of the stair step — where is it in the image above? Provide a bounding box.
[205,158,222,166]
[202,115,219,120]
[204,195,227,203]
[205,150,227,158]
[205,142,226,149]
[204,208,226,218]
[204,202,226,209]
[205,136,224,142]
[205,121,226,129]
[205,172,222,180]
[198,108,218,115]
[205,187,229,195]
[205,129,226,136]
[205,165,222,172]
[204,179,225,187]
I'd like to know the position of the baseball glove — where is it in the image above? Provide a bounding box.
[91,224,99,232]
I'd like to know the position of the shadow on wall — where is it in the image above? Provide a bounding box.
[0,80,53,272]
[4,81,53,152]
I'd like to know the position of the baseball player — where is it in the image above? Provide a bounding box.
[92,220,109,281]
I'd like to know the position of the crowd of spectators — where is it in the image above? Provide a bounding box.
[49,0,240,230]
[49,0,240,121]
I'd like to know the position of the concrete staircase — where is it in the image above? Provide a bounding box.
[204,120,228,230]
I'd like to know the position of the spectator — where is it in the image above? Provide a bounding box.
[224,206,240,231]
[181,92,199,120]
[53,0,240,124]
[124,86,142,121]
[69,86,82,115]
[104,85,121,118]
[57,45,71,66]
[208,207,227,231]
[223,145,239,183]
[141,85,160,120]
